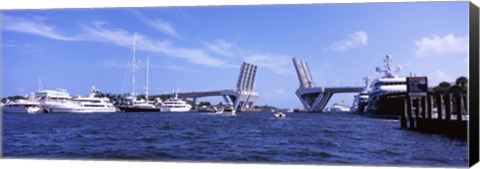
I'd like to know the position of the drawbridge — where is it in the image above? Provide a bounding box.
[292,58,363,112]
[151,62,259,112]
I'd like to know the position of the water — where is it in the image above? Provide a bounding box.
[2,112,468,167]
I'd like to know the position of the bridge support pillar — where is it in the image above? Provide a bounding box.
[293,58,363,112]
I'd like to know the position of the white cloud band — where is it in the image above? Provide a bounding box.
[325,31,368,51]
[414,33,468,58]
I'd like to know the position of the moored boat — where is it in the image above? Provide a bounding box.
[72,86,118,113]
[115,34,159,112]
[159,92,192,112]
[351,76,370,113]
[36,88,92,113]
[1,96,42,114]
[330,101,351,112]
[365,54,408,118]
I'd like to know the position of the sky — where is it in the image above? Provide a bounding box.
[1,2,470,109]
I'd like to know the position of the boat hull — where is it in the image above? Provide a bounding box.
[160,107,191,112]
[118,106,160,112]
[42,103,116,113]
[2,106,43,114]
[365,92,407,119]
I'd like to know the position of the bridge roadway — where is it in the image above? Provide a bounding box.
[150,89,259,111]
[151,90,226,99]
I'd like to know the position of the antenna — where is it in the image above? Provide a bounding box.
[363,75,370,88]
[38,76,43,91]
[376,54,401,78]
[132,33,137,96]
[145,56,149,101]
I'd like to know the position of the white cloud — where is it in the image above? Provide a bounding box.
[79,21,134,46]
[78,21,229,68]
[149,19,180,38]
[414,34,468,58]
[2,15,229,68]
[325,31,368,51]
[244,53,294,75]
[205,39,236,57]
[131,10,181,39]
[2,15,77,41]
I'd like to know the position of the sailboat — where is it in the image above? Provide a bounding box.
[116,34,160,112]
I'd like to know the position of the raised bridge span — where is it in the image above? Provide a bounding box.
[292,58,363,112]
[151,62,259,113]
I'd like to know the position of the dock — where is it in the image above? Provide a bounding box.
[400,93,468,139]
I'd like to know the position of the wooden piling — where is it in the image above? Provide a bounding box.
[455,94,463,121]
[407,98,414,129]
[401,99,408,128]
[427,96,433,120]
[421,97,427,118]
[445,94,451,122]
[436,94,443,120]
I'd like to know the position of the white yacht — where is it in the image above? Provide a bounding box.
[365,54,408,118]
[330,101,351,112]
[1,95,42,114]
[160,92,192,112]
[117,96,160,112]
[72,86,118,113]
[35,88,92,113]
[351,76,370,113]
[115,35,159,112]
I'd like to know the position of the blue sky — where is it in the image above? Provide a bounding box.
[1,2,470,109]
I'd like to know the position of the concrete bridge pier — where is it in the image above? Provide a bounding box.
[292,58,363,112]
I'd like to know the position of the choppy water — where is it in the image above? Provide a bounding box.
[2,111,468,167]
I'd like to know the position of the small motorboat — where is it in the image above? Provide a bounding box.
[274,111,286,119]
[221,105,235,116]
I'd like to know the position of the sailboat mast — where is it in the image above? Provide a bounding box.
[132,33,137,96]
[145,56,149,101]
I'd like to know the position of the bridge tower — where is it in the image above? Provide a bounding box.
[222,62,259,112]
[151,62,259,114]
[292,58,363,112]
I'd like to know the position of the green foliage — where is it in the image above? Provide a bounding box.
[432,81,451,96]
[432,76,468,96]
[198,101,211,107]
[1,95,27,103]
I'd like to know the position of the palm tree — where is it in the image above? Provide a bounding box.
[455,76,468,93]
[445,77,468,115]
[433,81,451,96]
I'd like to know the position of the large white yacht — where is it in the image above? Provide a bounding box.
[351,76,370,113]
[72,86,118,113]
[160,92,192,112]
[1,95,42,114]
[365,54,408,118]
[35,88,92,113]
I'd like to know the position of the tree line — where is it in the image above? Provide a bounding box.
[432,76,468,96]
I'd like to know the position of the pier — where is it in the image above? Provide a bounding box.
[151,62,259,112]
[400,93,468,139]
[292,58,363,112]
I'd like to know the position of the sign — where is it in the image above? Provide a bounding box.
[407,76,428,97]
